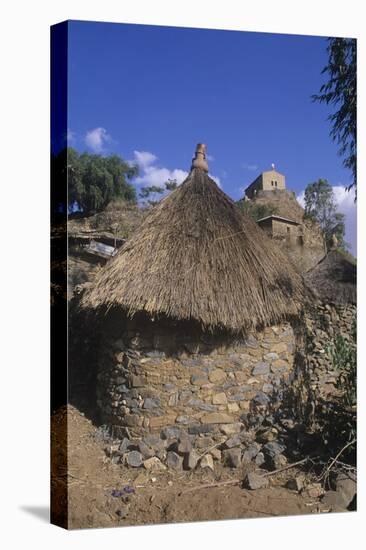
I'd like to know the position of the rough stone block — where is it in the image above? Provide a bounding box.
[166,451,183,470]
[184,450,199,470]
[149,415,177,429]
[143,398,161,410]
[138,441,155,458]
[209,370,227,384]
[124,414,144,428]
[242,443,260,462]
[200,454,214,471]
[335,473,357,507]
[161,426,182,439]
[234,371,249,383]
[263,352,279,362]
[212,392,228,405]
[177,438,192,454]
[126,451,143,468]
[223,448,242,468]
[200,412,234,424]
[211,448,222,461]
[190,374,209,386]
[130,375,146,388]
[252,362,270,375]
[321,491,347,510]
[220,423,242,435]
[188,424,216,435]
[143,457,167,471]
[245,472,269,490]
[227,402,240,413]
[271,359,288,372]
[224,436,241,449]
[270,342,287,354]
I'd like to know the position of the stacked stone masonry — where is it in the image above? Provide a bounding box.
[97,317,297,470]
[304,302,356,398]
[96,301,355,471]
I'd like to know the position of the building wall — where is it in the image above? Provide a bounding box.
[272,219,299,238]
[90,299,355,470]
[96,316,296,452]
[304,301,356,399]
[262,170,286,192]
[245,174,263,199]
[245,170,285,199]
[256,216,326,274]
[257,218,273,236]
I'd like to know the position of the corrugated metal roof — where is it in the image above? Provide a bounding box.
[85,240,118,259]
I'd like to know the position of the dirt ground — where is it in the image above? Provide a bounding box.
[51,405,344,530]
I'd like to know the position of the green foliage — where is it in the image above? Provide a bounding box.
[304,179,348,250]
[165,179,178,191]
[327,320,356,408]
[313,38,356,193]
[238,200,278,221]
[64,147,137,214]
[139,179,178,206]
[139,185,165,206]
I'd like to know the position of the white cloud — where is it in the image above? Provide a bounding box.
[297,186,356,255]
[132,150,221,192]
[84,127,111,153]
[132,150,157,170]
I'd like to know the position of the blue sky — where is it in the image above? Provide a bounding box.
[66,20,356,253]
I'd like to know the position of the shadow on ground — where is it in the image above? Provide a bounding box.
[20,506,50,523]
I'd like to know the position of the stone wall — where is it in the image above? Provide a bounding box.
[94,300,355,472]
[96,313,297,470]
[304,302,356,399]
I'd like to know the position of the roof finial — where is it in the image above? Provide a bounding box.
[271,163,275,170]
[191,143,209,172]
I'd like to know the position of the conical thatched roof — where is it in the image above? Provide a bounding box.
[304,249,356,305]
[82,147,304,332]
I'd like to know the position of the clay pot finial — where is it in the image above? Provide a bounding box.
[191,143,209,172]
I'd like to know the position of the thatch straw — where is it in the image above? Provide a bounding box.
[304,249,356,305]
[82,168,304,332]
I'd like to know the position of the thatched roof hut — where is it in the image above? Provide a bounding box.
[304,249,356,305]
[82,144,304,332]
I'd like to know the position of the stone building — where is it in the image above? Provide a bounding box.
[241,168,326,274]
[257,214,302,243]
[244,167,286,199]
[80,144,306,469]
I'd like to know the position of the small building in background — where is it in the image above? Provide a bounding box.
[245,167,286,199]
[257,214,302,244]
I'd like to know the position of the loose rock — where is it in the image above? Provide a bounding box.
[334,473,357,508]
[126,451,143,468]
[286,475,305,492]
[166,451,183,470]
[184,450,199,470]
[242,443,260,462]
[223,448,242,468]
[177,438,192,455]
[245,472,269,490]
[200,454,214,471]
[143,456,167,471]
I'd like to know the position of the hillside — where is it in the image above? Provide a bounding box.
[239,190,326,273]
[67,201,148,296]
[68,201,147,241]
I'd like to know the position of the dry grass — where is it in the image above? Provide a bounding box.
[82,168,305,332]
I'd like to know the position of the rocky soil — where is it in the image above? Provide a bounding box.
[51,406,355,530]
